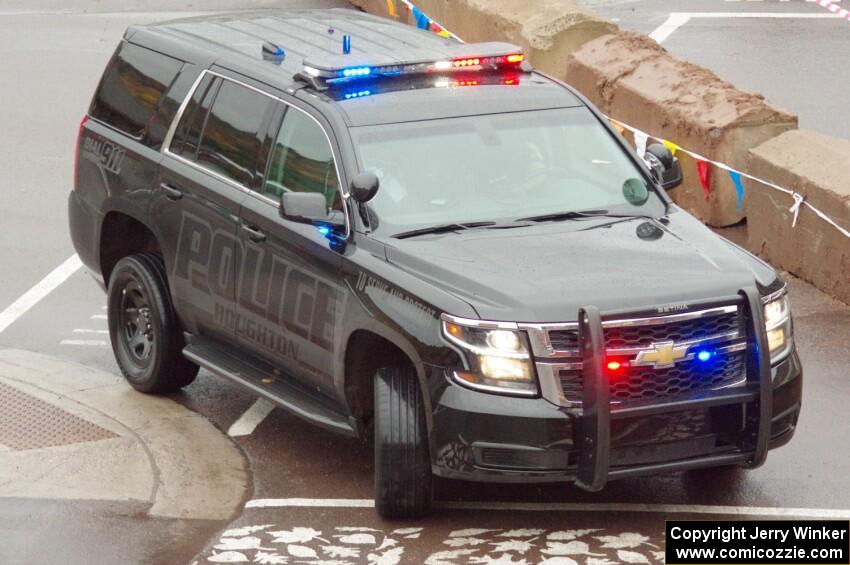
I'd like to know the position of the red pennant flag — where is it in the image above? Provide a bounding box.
[697,160,711,200]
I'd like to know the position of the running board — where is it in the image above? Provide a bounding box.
[183,337,357,437]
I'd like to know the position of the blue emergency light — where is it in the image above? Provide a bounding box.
[296,42,527,90]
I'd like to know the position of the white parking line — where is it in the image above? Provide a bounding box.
[73,329,109,334]
[649,13,691,43]
[228,398,276,437]
[245,498,850,518]
[60,339,109,347]
[0,254,82,336]
[651,11,844,44]
[90,314,107,320]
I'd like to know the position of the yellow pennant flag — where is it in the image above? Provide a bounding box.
[437,30,452,38]
[386,0,398,17]
[662,139,680,156]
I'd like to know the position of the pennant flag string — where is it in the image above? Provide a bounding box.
[605,117,847,240]
[396,0,463,41]
[804,201,850,239]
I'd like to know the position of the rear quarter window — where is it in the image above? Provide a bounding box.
[90,42,183,144]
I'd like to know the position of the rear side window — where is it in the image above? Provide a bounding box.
[193,79,273,187]
[90,42,182,141]
[171,74,218,159]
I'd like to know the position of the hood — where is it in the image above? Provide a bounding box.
[381,209,777,322]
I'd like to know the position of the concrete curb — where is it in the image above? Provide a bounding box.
[0,348,250,521]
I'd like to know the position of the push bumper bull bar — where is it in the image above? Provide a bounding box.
[574,287,773,491]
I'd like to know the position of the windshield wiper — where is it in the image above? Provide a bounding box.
[391,221,496,239]
[516,209,655,223]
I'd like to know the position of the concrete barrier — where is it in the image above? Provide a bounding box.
[347,0,616,77]
[564,32,798,227]
[747,130,850,304]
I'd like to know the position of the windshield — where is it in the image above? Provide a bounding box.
[351,106,665,234]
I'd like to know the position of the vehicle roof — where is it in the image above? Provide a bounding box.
[129,8,584,126]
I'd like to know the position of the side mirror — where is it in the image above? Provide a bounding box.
[280,192,331,223]
[350,172,380,203]
[645,143,683,190]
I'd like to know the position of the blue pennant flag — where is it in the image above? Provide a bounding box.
[412,6,431,30]
[728,170,745,210]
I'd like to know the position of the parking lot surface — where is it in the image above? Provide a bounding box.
[0,2,848,564]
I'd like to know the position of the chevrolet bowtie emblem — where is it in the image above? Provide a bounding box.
[634,340,689,368]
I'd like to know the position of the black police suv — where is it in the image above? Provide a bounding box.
[69,9,802,517]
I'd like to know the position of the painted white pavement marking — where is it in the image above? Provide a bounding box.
[651,11,845,44]
[649,12,692,43]
[60,339,109,347]
[203,524,667,565]
[90,314,107,320]
[245,498,850,518]
[72,329,109,334]
[228,398,276,437]
[0,254,82,335]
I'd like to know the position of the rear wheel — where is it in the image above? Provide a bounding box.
[107,253,198,393]
[373,366,433,518]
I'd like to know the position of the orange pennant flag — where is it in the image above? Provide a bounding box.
[610,120,626,136]
[386,0,398,17]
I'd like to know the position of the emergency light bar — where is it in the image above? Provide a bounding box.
[295,42,527,90]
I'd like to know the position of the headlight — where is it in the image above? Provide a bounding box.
[441,315,537,395]
[763,290,793,363]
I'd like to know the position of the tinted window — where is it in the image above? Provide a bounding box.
[264,108,341,210]
[90,42,182,140]
[195,80,272,187]
[171,75,218,159]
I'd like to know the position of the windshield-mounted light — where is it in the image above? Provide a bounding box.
[441,315,537,396]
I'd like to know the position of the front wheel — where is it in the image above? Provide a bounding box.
[373,366,433,518]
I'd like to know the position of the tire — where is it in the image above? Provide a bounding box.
[374,366,433,518]
[107,253,198,394]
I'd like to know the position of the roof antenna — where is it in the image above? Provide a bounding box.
[262,41,286,64]
[342,35,351,55]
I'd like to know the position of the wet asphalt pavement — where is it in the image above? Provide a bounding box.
[0,2,849,564]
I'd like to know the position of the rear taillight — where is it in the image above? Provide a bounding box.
[73,115,88,191]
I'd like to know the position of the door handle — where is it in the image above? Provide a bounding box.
[160,183,183,201]
[241,223,267,243]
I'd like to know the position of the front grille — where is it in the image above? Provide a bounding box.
[605,310,743,349]
[548,329,579,352]
[526,303,750,406]
[558,350,746,403]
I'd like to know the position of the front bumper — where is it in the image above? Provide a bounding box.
[429,291,802,485]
